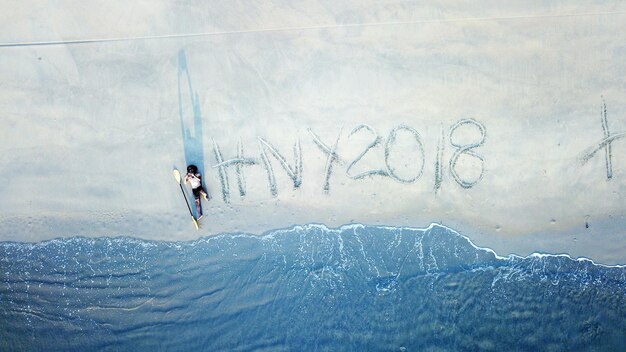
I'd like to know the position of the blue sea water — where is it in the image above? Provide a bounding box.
[0,223,624,351]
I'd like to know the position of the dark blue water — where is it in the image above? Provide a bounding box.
[1,224,625,351]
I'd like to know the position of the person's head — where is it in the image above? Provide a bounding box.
[187,164,198,174]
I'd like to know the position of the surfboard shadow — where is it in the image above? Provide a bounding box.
[178,50,207,218]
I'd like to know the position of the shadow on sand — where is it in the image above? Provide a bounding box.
[178,50,207,218]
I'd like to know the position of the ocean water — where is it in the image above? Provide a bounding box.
[1,223,624,351]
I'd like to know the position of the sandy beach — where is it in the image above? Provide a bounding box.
[1,1,626,264]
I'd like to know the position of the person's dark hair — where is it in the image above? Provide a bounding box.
[187,164,198,173]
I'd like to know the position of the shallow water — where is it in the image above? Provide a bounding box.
[1,223,624,351]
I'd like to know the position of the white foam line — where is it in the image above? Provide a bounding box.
[2,222,625,268]
[1,10,625,48]
[229,222,626,268]
[423,223,510,261]
[428,223,626,269]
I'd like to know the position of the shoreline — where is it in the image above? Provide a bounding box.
[1,218,624,266]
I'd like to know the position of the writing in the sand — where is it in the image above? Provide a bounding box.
[210,120,486,203]
[580,99,625,180]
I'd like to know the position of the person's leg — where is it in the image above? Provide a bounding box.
[192,187,203,218]
[198,186,209,200]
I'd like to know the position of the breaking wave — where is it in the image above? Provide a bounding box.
[1,223,624,351]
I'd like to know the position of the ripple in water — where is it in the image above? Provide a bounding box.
[0,223,624,351]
